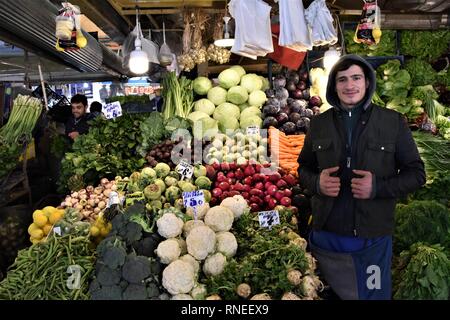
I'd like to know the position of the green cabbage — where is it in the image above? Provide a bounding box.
[213,103,240,121]
[194,99,216,115]
[241,106,262,119]
[218,69,241,89]
[230,65,246,78]
[239,102,250,112]
[193,76,213,95]
[240,73,263,93]
[207,86,228,106]
[248,90,267,107]
[187,111,210,123]
[193,116,219,139]
[240,116,262,129]
[218,117,240,133]
[227,86,249,105]
[260,76,270,91]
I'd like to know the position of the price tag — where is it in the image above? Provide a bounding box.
[177,160,194,180]
[182,190,205,209]
[107,191,124,208]
[102,101,123,120]
[53,226,62,236]
[246,126,260,136]
[258,210,280,229]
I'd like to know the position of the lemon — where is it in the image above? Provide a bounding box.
[49,210,63,224]
[30,237,40,245]
[43,224,53,235]
[30,229,44,240]
[76,32,87,48]
[42,206,56,217]
[90,226,100,237]
[34,214,48,228]
[32,210,44,221]
[28,223,40,235]
[99,226,109,237]
[372,28,382,40]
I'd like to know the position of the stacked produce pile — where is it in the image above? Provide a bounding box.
[204,162,297,212]
[269,126,305,176]
[0,208,95,300]
[188,66,268,139]
[262,68,321,134]
[89,203,166,300]
[205,206,321,300]
[0,94,42,179]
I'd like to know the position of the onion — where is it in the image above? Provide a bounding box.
[79,194,88,201]
[79,189,86,195]
[88,199,96,207]
[103,189,111,198]
[105,182,113,190]
[94,199,100,205]
[97,201,106,209]
[100,178,109,186]
[71,192,79,198]
[94,207,101,214]
[86,185,94,193]
[75,204,83,211]
[110,184,117,191]
[94,187,103,195]
[85,205,92,210]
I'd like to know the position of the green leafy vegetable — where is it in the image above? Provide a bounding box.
[413,131,450,179]
[405,58,437,87]
[400,30,450,62]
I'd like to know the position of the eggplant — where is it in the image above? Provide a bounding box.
[304,108,314,118]
[282,122,296,134]
[265,88,275,98]
[290,100,302,113]
[276,113,289,125]
[263,104,280,116]
[302,88,310,100]
[289,112,301,123]
[280,105,291,115]
[273,75,287,89]
[287,72,300,84]
[267,97,281,108]
[263,116,278,128]
[275,87,289,101]
[296,118,306,129]
[286,81,297,92]
[296,80,307,91]
[311,106,321,115]
[299,70,309,81]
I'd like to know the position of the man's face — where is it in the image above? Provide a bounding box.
[71,102,86,118]
[335,65,369,109]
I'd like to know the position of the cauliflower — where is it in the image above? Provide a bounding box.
[178,238,187,255]
[186,225,216,260]
[281,292,301,300]
[162,259,195,295]
[191,283,207,300]
[157,213,184,239]
[204,206,234,232]
[203,252,227,277]
[216,232,238,258]
[183,220,205,238]
[290,237,308,251]
[301,275,323,299]
[287,269,302,286]
[186,203,210,220]
[305,252,317,272]
[179,254,200,274]
[250,293,272,300]
[156,239,181,264]
[171,294,193,300]
[220,195,248,220]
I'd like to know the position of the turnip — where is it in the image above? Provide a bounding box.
[281,197,291,206]
[236,283,251,299]
[287,269,303,286]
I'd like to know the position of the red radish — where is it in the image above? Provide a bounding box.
[212,188,222,198]
[275,191,285,201]
[264,182,273,190]
[229,185,235,191]
[255,163,262,173]
[234,182,244,191]
[264,194,272,204]
[243,177,253,185]
[250,196,263,205]
[229,191,240,197]
[222,191,230,198]
[206,166,216,179]
[250,203,260,212]
[288,206,299,214]
[219,182,230,191]
[212,162,220,170]
[210,197,218,206]
[242,192,250,199]
[269,172,282,183]
[227,172,235,179]
[268,198,278,209]
[276,179,288,189]
[254,173,266,182]
[283,189,293,197]
[229,162,237,170]
[214,181,221,188]
[235,169,244,180]
[250,189,264,198]
[217,175,227,183]
[283,174,297,186]
[267,185,278,196]
[243,184,251,193]
[264,175,271,183]
[244,165,256,177]
[221,163,230,171]
[255,182,264,190]
[280,197,291,206]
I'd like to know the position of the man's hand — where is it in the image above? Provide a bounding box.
[351,170,373,199]
[319,166,341,197]
[68,131,80,140]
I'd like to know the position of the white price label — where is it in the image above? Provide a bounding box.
[246,126,260,136]
[258,210,280,229]
[53,226,62,236]
[182,190,205,209]
[177,160,194,179]
[107,191,121,208]
[102,101,123,120]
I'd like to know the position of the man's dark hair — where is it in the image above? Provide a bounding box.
[71,94,88,107]
[90,101,102,113]
[334,59,371,80]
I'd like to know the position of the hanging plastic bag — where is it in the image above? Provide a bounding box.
[354,0,382,46]
[122,26,160,71]
[278,0,312,52]
[159,22,174,67]
[304,0,338,46]
[55,2,87,51]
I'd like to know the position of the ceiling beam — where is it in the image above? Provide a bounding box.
[120,8,225,15]
[147,14,160,29]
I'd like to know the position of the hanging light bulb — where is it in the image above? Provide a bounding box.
[214,1,235,47]
[323,47,341,71]
[129,8,149,75]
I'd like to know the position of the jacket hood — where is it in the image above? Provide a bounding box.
[325,54,376,112]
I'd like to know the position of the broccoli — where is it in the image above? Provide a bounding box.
[91,285,123,300]
[139,236,159,257]
[150,259,163,274]
[96,264,122,286]
[119,280,129,290]
[125,222,143,243]
[146,283,161,298]
[102,246,127,269]
[89,279,101,293]
[123,284,148,300]
[122,255,151,283]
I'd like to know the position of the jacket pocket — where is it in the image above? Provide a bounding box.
[365,140,396,177]
[312,138,336,170]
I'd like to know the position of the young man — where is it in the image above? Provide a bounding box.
[297,55,425,300]
[65,94,91,140]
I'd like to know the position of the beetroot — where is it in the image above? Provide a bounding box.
[234,182,244,191]
[242,192,250,199]
[217,175,227,183]
[212,188,222,198]
[227,172,235,179]
[269,172,282,183]
[280,197,291,206]
[283,189,293,197]
[250,203,260,212]
[250,189,264,198]
[243,184,251,193]
[219,182,230,191]
[275,191,285,201]
[267,198,278,209]
[255,182,264,190]
[283,174,297,186]
[221,162,230,171]
[243,176,253,186]
[244,165,256,177]
[267,185,278,196]
[276,179,288,189]
[264,182,273,190]
[235,168,244,180]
